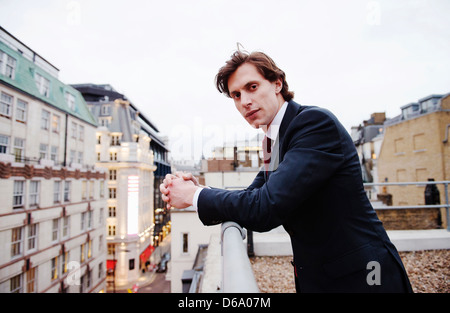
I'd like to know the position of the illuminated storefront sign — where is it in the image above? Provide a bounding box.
[127,175,139,235]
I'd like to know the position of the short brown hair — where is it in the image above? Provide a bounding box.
[215,50,294,102]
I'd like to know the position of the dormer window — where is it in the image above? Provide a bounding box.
[101,104,111,116]
[65,92,76,111]
[0,50,16,79]
[35,73,50,97]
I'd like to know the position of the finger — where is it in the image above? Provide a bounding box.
[161,194,170,202]
[182,172,193,180]
[177,171,189,178]
[163,176,174,187]
[160,183,168,194]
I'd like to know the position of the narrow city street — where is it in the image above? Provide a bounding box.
[138,272,170,293]
[108,233,172,293]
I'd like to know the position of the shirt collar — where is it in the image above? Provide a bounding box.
[266,101,288,141]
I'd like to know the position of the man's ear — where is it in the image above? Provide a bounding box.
[275,79,283,94]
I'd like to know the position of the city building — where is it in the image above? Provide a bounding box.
[351,112,386,199]
[0,27,107,292]
[72,83,171,286]
[377,93,450,228]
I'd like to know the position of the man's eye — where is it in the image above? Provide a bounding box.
[233,93,240,99]
[250,84,258,90]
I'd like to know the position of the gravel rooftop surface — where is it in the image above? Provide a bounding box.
[250,249,450,293]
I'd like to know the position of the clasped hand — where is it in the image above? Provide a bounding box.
[159,172,199,209]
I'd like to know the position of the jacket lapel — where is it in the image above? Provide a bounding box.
[265,100,303,181]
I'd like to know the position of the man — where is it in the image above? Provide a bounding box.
[161,50,413,293]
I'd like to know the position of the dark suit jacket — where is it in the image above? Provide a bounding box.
[198,100,413,293]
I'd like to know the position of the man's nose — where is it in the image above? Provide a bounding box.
[240,92,252,107]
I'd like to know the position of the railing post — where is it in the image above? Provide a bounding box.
[221,222,260,293]
[445,183,450,231]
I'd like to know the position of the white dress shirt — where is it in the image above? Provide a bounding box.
[193,101,289,211]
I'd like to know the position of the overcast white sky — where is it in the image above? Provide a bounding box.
[1,0,450,160]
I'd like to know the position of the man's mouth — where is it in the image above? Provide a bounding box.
[245,109,260,118]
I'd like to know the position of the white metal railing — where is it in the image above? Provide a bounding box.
[221,222,259,293]
[364,181,450,231]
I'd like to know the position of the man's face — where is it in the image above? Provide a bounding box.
[228,63,284,130]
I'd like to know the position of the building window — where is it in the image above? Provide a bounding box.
[63,181,71,202]
[27,224,38,251]
[16,99,27,122]
[13,138,24,162]
[52,218,59,242]
[61,251,68,275]
[50,146,58,163]
[108,206,116,217]
[109,152,117,161]
[53,181,61,203]
[40,110,50,130]
[65,92,75,111]
[107,244,115,255]
[109,188,116,199]
[11,226,23,258]
[51,257,58,280]
[26,268,36,293]
[81,212,86,231]
[39,143,48,160]
[109,169,117,180]
[98,262,104,279]
[97,152,101,161]
[100,118,109,127]
[111,135,120,146]
[10,274,22,293]
[69,150,75,164]
[71,122,77,138]
[97,135,101,144]
[80,243,85,263]
[0,134,9,153]
[62,216,70,239]
[13,180,25,208]
[182,233,189,254]
[82,181,87,200]
[129,259,135,270]
[108,225,116,236]
[101,104,110,115]
[87,240,92,259]
[79,125,84,141]
[89,181,94,200]
[77,151,83,164]
[0,92,12,117]
[0,50,17,79]
[51,114,60,133]
[29,181,40,207]
[35,73,50,97]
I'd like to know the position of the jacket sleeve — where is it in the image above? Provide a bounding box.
[197,108,346,232]
[246,170,265,191]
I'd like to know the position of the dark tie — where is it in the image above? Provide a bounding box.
[262,135,272,173]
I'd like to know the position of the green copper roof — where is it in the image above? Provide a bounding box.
[0,41,97,126]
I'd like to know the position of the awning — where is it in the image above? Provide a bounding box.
[107,260,117,271]
[140,245,155,264]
